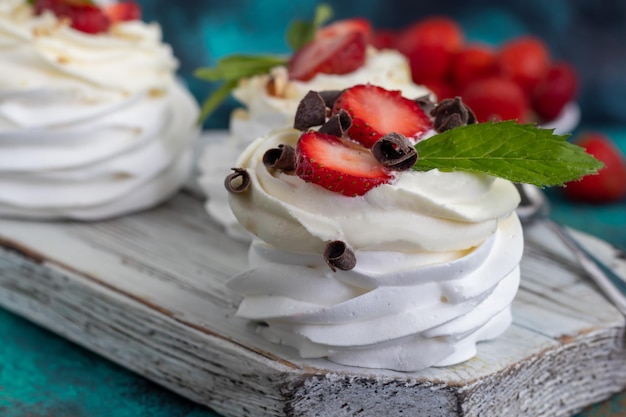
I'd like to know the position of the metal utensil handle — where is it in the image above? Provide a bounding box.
[546,220,626,315]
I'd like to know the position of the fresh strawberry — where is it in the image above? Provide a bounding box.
[497,36,550,94]
[288,31,366,81]
[563,133,626,203]
[295,131,393,196]
[461,77,529,123]
[451,44,498,89]
[103,1,141,23]
[332,84,433,148]
[34,0,111,34]
[316,18,372,44]
[370,29,397,50]
[532,62,578,122]
[395,16,464,83]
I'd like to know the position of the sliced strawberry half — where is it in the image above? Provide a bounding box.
[332,84,433,148]
[103,1,142,23]
[34,0,111,34]
[295,131,393,197]
[288,31,367,81]
[316,18,372,43]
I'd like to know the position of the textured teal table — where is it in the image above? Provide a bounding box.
[0,125,625,417]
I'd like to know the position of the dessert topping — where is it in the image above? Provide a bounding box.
[293,91,327,131]
[372,133,417,171]
[262,145,296,174]
[318,109,352,137]
[224,168,251,194]
[532,62,579,122]
[294,131,393,197]
[323,240,357,272]
[31,0,141,35]
[431,96,476,133]
[332,84,433,148]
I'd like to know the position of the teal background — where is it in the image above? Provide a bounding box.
[2,0,626,416]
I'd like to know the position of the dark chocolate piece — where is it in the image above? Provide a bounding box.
[294,90,327,131]
[372,132,418,171]
[319,89,344,109]
[319,109,352,137]
[414,94,436,115]
[323,240,357,272]
[431,96,477,133]
[262,144,296,174]
[224,168,251,193]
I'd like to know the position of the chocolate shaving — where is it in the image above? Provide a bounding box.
[319,109,352,136]
[224,168,251,193]
[294,90,327,131]
[431,96,477,133]
[323,240,356,272]
[372,132,418,171]
[319,89,344,108]
[414,94,436,115]
[262,144,296,174]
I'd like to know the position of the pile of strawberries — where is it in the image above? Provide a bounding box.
[371,16,578,125]
[32,0,141,34]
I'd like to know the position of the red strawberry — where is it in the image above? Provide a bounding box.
[316,18,372,43]
[103,1,142,23]
[423,79,456,101]
[333,84,433,148]
[370,29,397,50]
[563,133,626,203]
[451,44,498,89]
[34,0,110,34]
[295,131,393,196]
[532,62,578,122]
[461,77,529,123]
[395,16,464,83]
[288,31,366,81]
[497,36,550,94]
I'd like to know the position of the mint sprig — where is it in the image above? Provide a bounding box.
[195,4,332,124]
[413,121,603,186]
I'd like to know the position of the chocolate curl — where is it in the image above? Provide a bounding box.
[294,90,327,131]
[319,109,352,137]
[414,94,436,115]
[319,89,344,109]
[263,144,296,174]
[224,168,251,193]
[431,96,477,133]
[323,240,357,272]
[372,132,418,171]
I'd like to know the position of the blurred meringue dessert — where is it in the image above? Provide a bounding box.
[196,14,433,240]
[0,0,199,220]
[221,82,600,371]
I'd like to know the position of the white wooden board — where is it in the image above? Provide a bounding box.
[1,189,625,417]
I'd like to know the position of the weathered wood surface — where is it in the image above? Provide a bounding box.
[1,190,626,417]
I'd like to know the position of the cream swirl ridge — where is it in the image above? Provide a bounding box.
[0,2,199,219]
[227,128,523,371]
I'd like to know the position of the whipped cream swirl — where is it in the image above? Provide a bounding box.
[0,3,199,219]
[227,128,523,371]
[198,47,432,240]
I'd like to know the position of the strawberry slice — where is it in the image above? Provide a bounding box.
[288,31,367,81]
[295,131,393,197]
[316,18,372,43]
[332,84,433,148]
[103,1,141,23]
[34,0,111,34]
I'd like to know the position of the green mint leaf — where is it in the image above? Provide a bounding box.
[413,121,604,186]
[194,55,287,123]
[286,3,333,51]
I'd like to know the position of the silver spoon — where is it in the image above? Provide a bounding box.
[515,182,626,315]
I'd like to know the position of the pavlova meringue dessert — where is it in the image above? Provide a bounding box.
[197,18,432,240]
[224,84,525,371]
[0,0,199,219]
